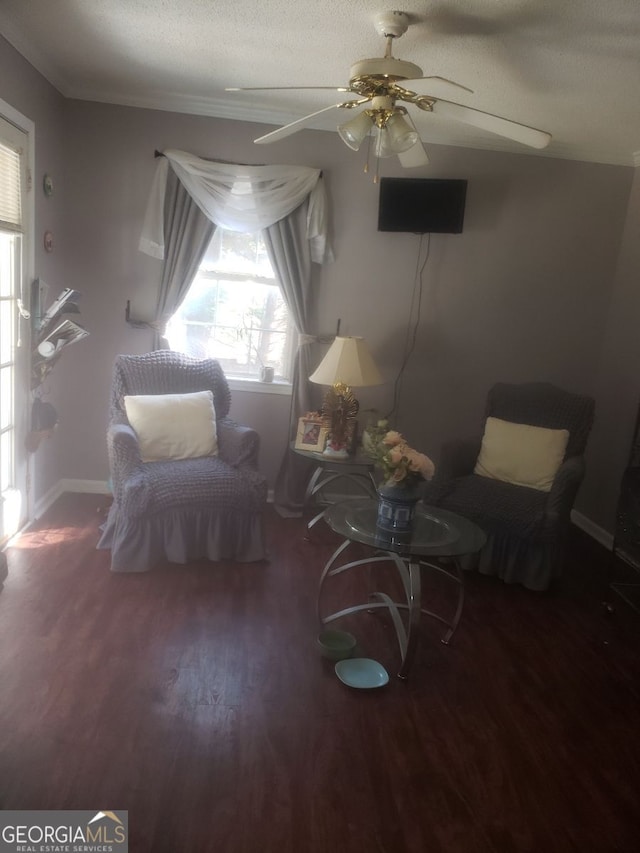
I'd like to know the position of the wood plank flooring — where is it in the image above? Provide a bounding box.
[0,493,638,852]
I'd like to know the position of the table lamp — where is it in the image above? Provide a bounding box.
[309,336,383,458]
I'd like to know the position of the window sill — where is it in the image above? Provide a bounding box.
[227,377,293,396]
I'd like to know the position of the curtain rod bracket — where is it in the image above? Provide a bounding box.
[125,300,156,330]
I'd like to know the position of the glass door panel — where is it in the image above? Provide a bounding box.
[0,113,29,544]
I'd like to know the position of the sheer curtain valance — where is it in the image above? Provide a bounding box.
[139,149,331,264]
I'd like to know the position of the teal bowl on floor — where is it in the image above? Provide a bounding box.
[316,629,357,661]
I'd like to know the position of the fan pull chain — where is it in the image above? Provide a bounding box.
[361,133,381,182]
[363,132,372,174]
[374,155,380,184]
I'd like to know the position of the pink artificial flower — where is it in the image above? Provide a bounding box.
[383,430,404,447]
[416,453,435,480]
[369,423,436,486]
[405,450,421,471]
[388,447,405,464]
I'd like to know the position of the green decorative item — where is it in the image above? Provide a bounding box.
[316,629,357,661]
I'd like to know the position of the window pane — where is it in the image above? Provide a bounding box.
[0,429,12,491]
[0,299,13,363]
[0,366,12,429]
[203,229,274,279]
[0,141,22,230]
[0,232,16,297]
[166,229,294,381]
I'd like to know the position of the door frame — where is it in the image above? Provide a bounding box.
[0,97,35,538]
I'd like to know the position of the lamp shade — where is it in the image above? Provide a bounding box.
[309,336,383,388]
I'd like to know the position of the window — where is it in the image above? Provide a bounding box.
[165,229,295,383]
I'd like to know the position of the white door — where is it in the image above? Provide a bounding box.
[0,111,32,544]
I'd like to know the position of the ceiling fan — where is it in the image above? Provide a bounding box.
[226,10,551,178]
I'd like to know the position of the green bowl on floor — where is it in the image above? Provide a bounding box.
[317,629,357,661]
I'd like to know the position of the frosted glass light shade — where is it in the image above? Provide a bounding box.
[309,336,383,388]
[338,112,374,151]
[374,127,395,159]
[385,112,419,152]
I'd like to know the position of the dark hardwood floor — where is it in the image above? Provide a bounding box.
[0,493,638,853]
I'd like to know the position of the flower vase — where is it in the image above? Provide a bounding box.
[376,481,423,533]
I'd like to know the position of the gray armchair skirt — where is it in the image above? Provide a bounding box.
[98,504,266,572]
[458,531,562,592]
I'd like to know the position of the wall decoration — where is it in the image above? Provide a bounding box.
[30,285,89,389]
[43,174,53,197]
[43,231,53,252]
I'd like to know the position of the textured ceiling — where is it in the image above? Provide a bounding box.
[1,0,640,166]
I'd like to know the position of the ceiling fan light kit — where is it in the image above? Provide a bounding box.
[232,9,552,181]
[338,111,373,151]
[384,111,419,153]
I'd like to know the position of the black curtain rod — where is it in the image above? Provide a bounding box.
[154,149,258,166]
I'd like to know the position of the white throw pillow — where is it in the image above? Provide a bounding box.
[474,416,569,493]
[124,390,218,462]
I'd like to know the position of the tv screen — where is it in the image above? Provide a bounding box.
[378,178,467,234]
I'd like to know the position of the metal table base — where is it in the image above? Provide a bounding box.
[304,463,377,532]
[317,537,465,680]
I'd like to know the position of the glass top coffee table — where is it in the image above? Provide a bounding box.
[318,498,486,679]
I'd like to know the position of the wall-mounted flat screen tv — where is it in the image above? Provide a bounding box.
[378,177,468,234]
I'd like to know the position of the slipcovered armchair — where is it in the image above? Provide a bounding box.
[97,351,268,572]
[424,382,595,591]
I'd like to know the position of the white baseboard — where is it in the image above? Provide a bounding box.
[571,509,613,551]
[34,479,111,519]
[61,478,112,495]
[33,482,63,518]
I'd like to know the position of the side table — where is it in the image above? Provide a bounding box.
[318,498,486,679]
[292,444,377,532]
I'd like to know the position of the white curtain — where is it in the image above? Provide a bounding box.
[139,149,332,264]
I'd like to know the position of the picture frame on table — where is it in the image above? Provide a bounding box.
[294,415,327,452]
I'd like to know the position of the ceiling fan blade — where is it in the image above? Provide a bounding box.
[226,86,350,92]
[399,76,474,95]
[430,98,551,149]
[398,140,429,168]
[254,103,359,144]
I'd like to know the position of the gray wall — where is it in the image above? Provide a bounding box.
[1,34,638,537]
[582,168,640,532]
